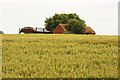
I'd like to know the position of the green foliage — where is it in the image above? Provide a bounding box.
[45,17,54,31]
[0,31,4,34]
[2,34,118,78]
[88,31,92,34]
[66,19,86,34]
[45,13,86,32]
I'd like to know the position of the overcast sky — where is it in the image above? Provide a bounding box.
[0,0,119,35]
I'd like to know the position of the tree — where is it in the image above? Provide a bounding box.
[44,13,86,32]
[45,17,55,31]
[0,31,4,34]
[66,19,86,34]
[88,31,92,34]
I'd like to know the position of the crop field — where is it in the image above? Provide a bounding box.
[2,34,118,78]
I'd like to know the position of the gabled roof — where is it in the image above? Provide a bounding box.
[84,27,96,34]
[56,24,96,34]
[59,24,68,31]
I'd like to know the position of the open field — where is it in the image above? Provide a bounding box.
[2,34,118,78]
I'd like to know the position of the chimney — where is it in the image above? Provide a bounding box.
[43,28,45,32]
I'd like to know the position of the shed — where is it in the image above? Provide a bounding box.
[53,24,96,35]
[53,24,67,34]
[84,27,96,35]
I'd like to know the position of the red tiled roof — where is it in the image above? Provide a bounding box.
[59,24,68,31]
[57,24,96,34]
[84,27,96,34]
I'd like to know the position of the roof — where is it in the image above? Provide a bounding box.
[23,27,34,29]
[56,24,96,34]
[59,24,68,31]
[84,27,96,34]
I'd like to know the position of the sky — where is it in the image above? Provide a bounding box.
[0,0,119,35]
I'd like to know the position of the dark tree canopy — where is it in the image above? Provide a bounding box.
[45,13,86,33]
[0,31,4,34]
[66,19,86,34]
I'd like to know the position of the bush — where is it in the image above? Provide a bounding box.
[89,31,92,34]
[0,31,4,34]
[66,19,86,34]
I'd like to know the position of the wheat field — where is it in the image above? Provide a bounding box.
[2,34,118,78]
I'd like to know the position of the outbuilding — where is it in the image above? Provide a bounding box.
[53,24,96,35]
[53,24,67,34]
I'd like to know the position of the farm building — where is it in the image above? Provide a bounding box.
[53,24,68,34]
[53,24,96,35]
[84,27,96,35]
[19,26,53,34]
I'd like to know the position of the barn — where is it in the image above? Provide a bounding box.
[84,27,96,35]
[19,26,53,34]
[53,24,96,35]
[53,24,68,34]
